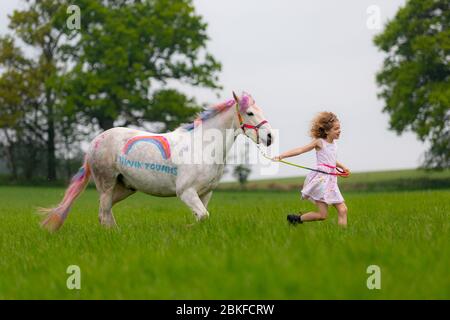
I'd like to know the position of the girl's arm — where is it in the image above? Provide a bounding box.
[273,139,319,161]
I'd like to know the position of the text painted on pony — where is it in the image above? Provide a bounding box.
[118,156,177,176]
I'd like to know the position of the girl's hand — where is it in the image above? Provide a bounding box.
[342,167,351,177]
[272,155,283,161]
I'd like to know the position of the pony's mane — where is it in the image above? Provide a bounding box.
[180,99,236,131]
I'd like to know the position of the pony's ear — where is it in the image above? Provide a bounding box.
[239,93,251,111]
[232,91,250,111]
[232,91,239,104]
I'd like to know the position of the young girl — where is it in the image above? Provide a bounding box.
[273,112,350,226]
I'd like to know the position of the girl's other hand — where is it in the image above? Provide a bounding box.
[342,167,351,177]
[272,156,282,161]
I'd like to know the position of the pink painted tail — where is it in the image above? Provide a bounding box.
[40,157,91,232]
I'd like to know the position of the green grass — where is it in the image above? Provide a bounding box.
[219,168,450,192]
[0,185,449,299]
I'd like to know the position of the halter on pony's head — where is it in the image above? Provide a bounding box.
[232,91,272,146]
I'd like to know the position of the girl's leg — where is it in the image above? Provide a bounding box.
[299,201,329,222]
[333,202,348,226]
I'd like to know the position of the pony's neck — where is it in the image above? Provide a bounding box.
[195,104,239,162]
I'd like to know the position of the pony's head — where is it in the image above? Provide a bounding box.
[233,91,273,146]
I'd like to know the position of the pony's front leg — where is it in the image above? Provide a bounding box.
[200,191,213,209]
[178,188,210,221]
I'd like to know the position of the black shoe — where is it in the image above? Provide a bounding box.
[287,213,303,225]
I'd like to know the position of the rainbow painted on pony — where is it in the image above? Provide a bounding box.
[122,136,171,159]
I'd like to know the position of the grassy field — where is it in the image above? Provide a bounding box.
[219,168,450,191]
[0,180,449,299]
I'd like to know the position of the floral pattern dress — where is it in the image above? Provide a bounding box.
[301,138,344,204]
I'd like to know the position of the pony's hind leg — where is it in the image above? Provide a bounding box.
[98,180,136,227]
[98,187,116,227]
[112,180,136,206]
[90,169,117,227]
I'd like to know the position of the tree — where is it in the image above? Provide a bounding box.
[0,37,47,180]
[374,0,449,169]
[0,0,79,181]
[232,139,252,189]
[0,0,221,181]
[66,0,221,131]
[233,164,252,190]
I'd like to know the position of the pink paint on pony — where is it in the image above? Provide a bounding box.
[183,99,236,131]
[182,93,254,131]
[224,99,236,108]
[239,93,254,112]
[40,156,91,231]
[93,132,107,150]
[212,99,236,113]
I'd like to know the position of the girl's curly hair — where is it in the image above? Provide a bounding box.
[310,111,339,139]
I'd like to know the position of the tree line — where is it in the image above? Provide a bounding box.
[0,0,221,181]
[0,0,448,184]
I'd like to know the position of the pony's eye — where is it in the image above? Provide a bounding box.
[246,112,254,116]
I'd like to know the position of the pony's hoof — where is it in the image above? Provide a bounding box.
[99,217,117,228]
[196,214,209,222]
[100,221,117,228]
[102,224,117,229]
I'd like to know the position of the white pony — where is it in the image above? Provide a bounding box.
[41,92,273,231]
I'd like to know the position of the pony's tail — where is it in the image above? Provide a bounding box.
[39,156,91,232]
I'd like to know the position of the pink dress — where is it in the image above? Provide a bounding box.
[301,138,344,205]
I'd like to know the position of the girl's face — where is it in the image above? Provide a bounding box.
[327,121,341,140]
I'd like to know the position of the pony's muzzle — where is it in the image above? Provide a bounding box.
[258,128,273,146]
[267,133,272,146]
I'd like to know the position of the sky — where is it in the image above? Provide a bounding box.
[0,0,428,181]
